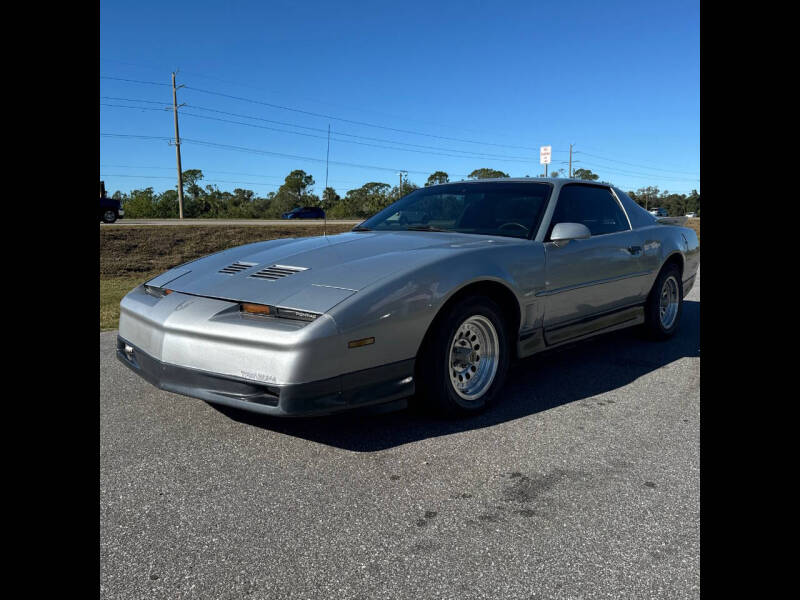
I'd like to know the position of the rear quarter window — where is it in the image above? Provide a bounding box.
[613,188,658,228]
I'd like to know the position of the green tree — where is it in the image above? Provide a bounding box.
[282,170,314,195]
[321,187,341,211]
[394,179,419,202]
[266,170,317,218]
[251,193,275,218]
[572,168,599,181]
[425,171,450,186]
[121,187,157,218]
[631,186,660,211]
[468,168,509,179]
[154,189,179,218]
[329,182,392,218]
[182,169,205,200]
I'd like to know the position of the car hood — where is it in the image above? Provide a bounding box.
[147,230,513,313]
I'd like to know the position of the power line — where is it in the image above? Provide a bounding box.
[100,173,283,188]
[100,57,537,140]
[99,164,365,187]
[578,162,699,182]
[181,84,554,153]
[101,172,392,192]
[100,74,698,178]
[182,111,548,163]
[101,133,172,141]
[101,74,552,152]
[101,164,284,179]
[183,104,541,161]
[102,100,545,162]
[101,132,426,175]
[100,103,165,112]
[101,96,168,105]
[100,75,171,86]
[575,150,699,176]
[100,133,696,188]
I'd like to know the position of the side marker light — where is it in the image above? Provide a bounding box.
[348,337,375,349]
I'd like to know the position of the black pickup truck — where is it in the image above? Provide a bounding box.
[99,181,124,223]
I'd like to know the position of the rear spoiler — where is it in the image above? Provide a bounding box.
[656,216,688,226]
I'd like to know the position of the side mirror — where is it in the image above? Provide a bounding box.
[550,222,591,245]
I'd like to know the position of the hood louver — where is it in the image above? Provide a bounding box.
[218,261,257,275]
[250,264,308,280]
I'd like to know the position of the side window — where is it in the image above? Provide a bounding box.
[548,185,630,238]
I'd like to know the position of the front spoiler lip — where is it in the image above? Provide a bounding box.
[116,336,415,417]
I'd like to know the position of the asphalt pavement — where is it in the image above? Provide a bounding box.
[100,272,700,599]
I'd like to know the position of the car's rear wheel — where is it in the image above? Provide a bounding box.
[416,296,511,416]
[643,263,683,339]
[102,210,117,224]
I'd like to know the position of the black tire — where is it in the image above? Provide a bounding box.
[643,263,683,339]
[102,210,118,224]
[416,295,511,417]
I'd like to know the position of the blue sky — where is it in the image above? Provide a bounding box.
[100,0,700,198]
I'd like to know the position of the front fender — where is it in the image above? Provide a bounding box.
[326,241,546,373]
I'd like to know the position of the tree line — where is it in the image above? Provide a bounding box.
[113,167,699,219]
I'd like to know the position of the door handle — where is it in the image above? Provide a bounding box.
[627,245,642,255]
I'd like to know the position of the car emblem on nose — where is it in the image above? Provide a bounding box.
[174,300,194,311]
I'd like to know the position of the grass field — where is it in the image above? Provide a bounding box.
[100,219,700,330]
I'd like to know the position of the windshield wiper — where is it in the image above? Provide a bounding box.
[352,225,372,231]
[405,225,447,232]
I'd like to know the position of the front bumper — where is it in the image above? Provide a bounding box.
[116,336,415,417]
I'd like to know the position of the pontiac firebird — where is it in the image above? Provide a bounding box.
[117,178,699,417]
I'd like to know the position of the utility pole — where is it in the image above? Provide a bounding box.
[323,124,330,237]
[171,71,185,219]
[569,144,573,178]
[324,124,331,193]
[397,170,408,198]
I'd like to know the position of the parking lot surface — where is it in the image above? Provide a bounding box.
[100,273,699,599]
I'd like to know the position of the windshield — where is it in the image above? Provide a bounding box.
[358,181,552,239]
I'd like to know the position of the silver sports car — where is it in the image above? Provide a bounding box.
[117,178,699,417]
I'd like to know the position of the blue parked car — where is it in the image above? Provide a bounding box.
[281,206,325,219]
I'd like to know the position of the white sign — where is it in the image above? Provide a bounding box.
[540,146,552,165]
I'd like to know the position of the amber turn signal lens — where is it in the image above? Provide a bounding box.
[241,303,271,315]
[348,337,375,348]
[164,289,172,295]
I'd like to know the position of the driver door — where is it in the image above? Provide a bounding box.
[542,184,645,341]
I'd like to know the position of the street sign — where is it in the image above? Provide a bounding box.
[540,146,552,165]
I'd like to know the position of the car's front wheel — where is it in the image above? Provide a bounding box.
[101,210,117,223]
[416,296,511,417]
